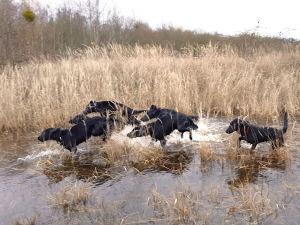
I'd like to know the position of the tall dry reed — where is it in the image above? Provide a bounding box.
[0,44,299,132]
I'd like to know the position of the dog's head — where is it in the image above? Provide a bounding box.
[127,125,148,138]
[69,114,87,124]
[226,118,247,134]
[38,128,63,142]
[189,121,198,130]
[140,105,161,121]
[83,100,98,114]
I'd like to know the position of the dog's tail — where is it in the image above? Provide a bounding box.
[282,112,288,134]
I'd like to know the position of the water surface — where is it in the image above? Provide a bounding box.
[0,117,299,224]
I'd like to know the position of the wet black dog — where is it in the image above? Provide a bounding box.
[140,105,198,139]
[127,114,176,146]
[69,113,122,138]
[225,112,288,150]
[127,110,198,146]
[82,100,146,125]
[38,116,107,152]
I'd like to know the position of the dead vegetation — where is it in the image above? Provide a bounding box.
[47,181,92,213]
[0,44,299,132]
[13,217,36,225]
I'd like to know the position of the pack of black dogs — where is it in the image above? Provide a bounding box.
[38,100,288,153]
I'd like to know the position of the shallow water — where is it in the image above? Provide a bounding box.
[0,117,299,225]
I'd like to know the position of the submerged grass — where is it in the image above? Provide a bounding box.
[102,140,193,173]
[0,44,299,132]
[199,142,216,161]
[47,181,91,213]
[13,217,36,225]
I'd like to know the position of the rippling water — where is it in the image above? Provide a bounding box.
[0,117,299,224]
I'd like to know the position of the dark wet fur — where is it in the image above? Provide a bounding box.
[82,100,146,125]
[69,113,123,135]
[38,116,108,152]
[127,114,176,146]
[225,112,288,150]
[140,105,198,139]
[128,109,198,146]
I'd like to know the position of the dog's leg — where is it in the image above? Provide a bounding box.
[278,136,285,147]
[181,132,184,139]
[271,141,278,149]
[71,147,77,153]
[189,130,192,140]
[160,139,166,146]
[251,143,257,150]
[102,133,107,142]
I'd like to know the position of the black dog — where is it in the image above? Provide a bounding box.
[127,114,176,146]
[38,116,107,152]
[140,105,198,139]
[127,111,198,146]
[225,112,288,150]
[83,100,146,125]
[69,114,122,138]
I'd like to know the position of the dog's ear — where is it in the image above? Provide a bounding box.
[150,105,157,110]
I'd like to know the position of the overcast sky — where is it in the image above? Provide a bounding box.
[40,0,300,39]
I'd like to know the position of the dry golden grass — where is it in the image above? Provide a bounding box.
[47,181,91,213]
[102,140,135,165]
[0,44,299,132]
[228,185,274,221]
[199,142,216,161]
[149,184,229,224]
[102,140,193,173]
[150,186,203,224]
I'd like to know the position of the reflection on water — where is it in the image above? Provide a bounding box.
[42,148,194,185]
[0,117,299,224]
[42,150,111,185]
[227,150,288,187]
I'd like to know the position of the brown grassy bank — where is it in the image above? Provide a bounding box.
[0,44,299,132]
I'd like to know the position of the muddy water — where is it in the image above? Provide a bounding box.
[0,117,299,225]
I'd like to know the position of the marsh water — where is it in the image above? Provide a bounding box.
[0,117,299,225]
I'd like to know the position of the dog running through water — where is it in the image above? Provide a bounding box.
[225,112,288,150]
[38,116,107,152]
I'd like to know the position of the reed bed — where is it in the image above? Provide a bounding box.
[0,44,299,132]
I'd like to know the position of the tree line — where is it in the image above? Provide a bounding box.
[0,0,298,66]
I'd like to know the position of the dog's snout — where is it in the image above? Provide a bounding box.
[225,127,233,134]
[127,132,135,138]
[37,136,43,142]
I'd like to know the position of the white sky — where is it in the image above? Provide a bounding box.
[39,0,300,39]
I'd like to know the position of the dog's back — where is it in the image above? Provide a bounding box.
[70,116,107,137]
[83,100,145,125]
[141,105,198,133]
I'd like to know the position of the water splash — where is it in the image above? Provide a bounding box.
[17,149,62,162]
[110,118,226,147]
